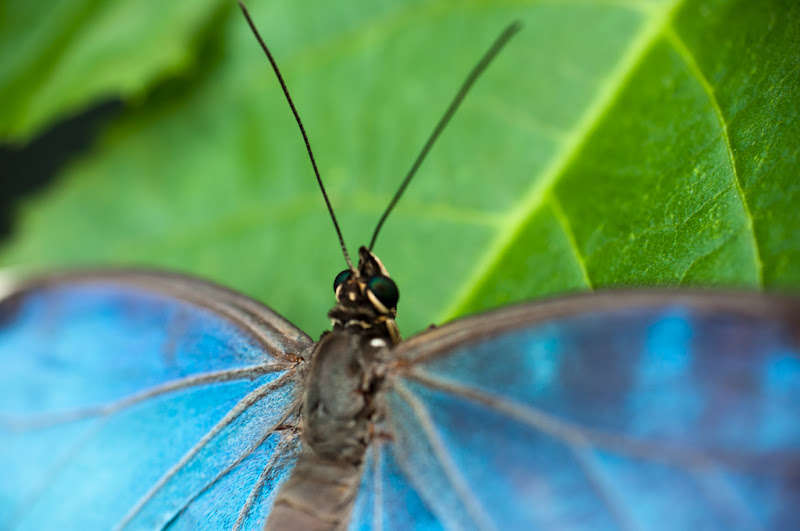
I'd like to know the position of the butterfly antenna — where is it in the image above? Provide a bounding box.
[368,21,522,251]
[239,1,354,270]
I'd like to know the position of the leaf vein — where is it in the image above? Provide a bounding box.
[664,25,763,286]
[548,193,594,289]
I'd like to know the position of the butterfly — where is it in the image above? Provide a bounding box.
[1,3,799,530]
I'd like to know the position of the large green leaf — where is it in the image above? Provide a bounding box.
[2,0,798,338]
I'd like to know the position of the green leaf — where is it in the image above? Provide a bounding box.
[2,0,799,339]
[0,0,229,142]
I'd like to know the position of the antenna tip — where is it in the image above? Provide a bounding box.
[503,21,523,40]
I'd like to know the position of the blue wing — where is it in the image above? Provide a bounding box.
[371,292,800,530]
[0,271,312,530]
[349,441,443,531]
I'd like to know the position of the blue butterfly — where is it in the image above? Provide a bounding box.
[1,4,798,530]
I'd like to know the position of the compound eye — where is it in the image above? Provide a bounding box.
[333,270,352,293]
[366,275,399,310]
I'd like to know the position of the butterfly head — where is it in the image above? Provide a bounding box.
[328,246,400,344]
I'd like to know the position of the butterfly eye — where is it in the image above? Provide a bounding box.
[333,270,352,293]
[366,275,399,310]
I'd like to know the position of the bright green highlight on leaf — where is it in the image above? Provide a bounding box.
[1,0,798,338]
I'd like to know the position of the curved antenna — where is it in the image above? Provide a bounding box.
[368,22,522,251]
[239,1,354,270]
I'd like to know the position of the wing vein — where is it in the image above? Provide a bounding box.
[372,443,384,531]
[570,446,641,531]
[232,430,301,531]
[1,362,288,431]
[4,419,108,528]
[692,468,762,531]
[405,369,722,470]
[160,403,301,530]
[115,369,295,530]
[0,362,290,431]
[112,271,313,360]
[393,381,497,531]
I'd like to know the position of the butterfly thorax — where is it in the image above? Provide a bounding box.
[302,330,386,463]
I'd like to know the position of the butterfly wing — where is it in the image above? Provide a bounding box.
[362,292,800,530]
[0,271,313,530]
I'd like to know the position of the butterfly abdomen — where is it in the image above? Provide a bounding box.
[266,330,387,530]
[265,450,364,531]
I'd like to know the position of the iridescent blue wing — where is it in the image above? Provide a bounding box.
[354,292,800,530]
[0,271,312,530]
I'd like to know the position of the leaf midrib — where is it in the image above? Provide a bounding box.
[444,0,724,321]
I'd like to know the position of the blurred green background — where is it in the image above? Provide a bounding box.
[1,0,798,337]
